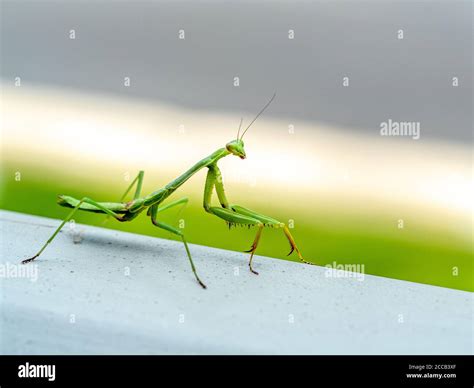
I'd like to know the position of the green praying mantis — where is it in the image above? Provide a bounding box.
[21,93,313,288]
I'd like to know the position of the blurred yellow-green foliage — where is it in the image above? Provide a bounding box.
[1,161,471,292]
[2,87,472,292]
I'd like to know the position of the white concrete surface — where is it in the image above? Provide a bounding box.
[0,210,471,354]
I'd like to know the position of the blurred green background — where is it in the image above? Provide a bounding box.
[1,1,472,293]
[1,156,471,292]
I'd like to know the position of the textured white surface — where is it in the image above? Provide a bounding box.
[0,210,471,355]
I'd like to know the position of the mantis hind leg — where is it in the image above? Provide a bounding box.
[22,197,123,264]
[149,201,206,289]
[103,170,145,224]
[120,170,145,201]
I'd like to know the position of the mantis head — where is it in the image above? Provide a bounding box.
[227,93,276,160]
[226,139,246,159]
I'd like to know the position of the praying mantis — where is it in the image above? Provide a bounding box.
[21,94,312,288]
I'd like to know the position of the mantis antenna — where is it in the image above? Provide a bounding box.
[240,93,276,140]
[236,117,243,139]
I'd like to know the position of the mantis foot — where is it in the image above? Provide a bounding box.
[21,254,39,264]
[245,245,260,275]
[248,263,259,275]
[197,278,207,289]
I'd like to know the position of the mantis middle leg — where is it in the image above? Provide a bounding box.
[120,170,145,201]
[149,199,206,289]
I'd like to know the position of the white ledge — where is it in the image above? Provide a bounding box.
[0,210,471,355]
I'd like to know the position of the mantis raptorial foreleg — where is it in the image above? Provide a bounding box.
[230,205,313,266]
[22,197,123,264]
[203,167,263,273]
[208,206,273,274]
[149,200,206,289]
[203,163,312,273]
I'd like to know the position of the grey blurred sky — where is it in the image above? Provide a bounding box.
[1,0,472,143]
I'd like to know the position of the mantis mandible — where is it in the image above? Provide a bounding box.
[21,94,312,288]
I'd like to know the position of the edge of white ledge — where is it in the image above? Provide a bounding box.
[0,210,472,355]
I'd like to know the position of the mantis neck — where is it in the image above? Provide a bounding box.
[143,147,230,206]
[164,147,230,192]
